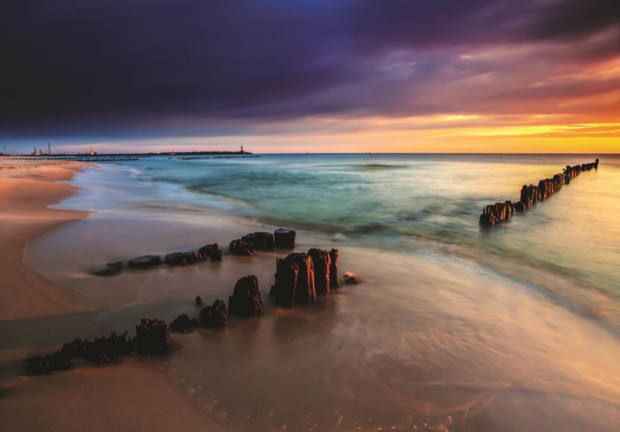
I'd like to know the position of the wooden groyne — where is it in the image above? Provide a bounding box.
[91,229,294,275]
[479,159,599,226]
[25,319,170,374]
[26,237,352,375]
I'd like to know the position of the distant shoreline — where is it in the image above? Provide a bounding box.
[2,152,619,157]
[1,150,252,158]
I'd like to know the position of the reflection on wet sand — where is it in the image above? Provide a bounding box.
[4,155,620,432]
[8,233,620,431]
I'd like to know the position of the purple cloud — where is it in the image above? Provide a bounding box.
[0,0,617,145]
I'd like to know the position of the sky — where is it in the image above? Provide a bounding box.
[1,0,619,154]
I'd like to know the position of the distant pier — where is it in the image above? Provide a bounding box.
[4,153,262,163]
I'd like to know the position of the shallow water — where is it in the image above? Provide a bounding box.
[58,154,620,293]
[24,154,620,431]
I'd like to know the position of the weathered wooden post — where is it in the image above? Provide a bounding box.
[270,258,299,307]
[229,275,263,316]
[308,248,331,295]
[274,228,296,248]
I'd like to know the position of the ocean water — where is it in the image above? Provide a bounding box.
[42,153,620,431]
[63,154,620,294]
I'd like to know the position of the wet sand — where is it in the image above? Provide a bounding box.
[0,161,233,432]
[0,161,89,321]
[2,161,620,431]
[12,216,620,432]
[0,358,223,432]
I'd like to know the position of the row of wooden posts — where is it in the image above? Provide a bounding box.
[479,159,599,226]
[28,229,358,375]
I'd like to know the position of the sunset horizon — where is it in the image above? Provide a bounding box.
[2,1,618,154]
[2,2,620,432]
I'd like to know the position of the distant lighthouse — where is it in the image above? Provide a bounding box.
[240,145,244,154]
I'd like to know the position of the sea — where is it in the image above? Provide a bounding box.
[35,153,620,431]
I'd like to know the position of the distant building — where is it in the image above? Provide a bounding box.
[240,145,245,154]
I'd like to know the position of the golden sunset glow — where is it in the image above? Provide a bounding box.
[3,2,620,431]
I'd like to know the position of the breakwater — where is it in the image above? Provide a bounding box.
[479,159,599,226]
[26,236,345,375]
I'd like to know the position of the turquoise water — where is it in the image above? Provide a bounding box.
[41,153,620,431]
[103,154,620,296]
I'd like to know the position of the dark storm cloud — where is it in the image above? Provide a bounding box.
[0,0,616,140]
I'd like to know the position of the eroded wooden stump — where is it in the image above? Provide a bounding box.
[229,239,255,256]
[134,319,170,356]
[229,275,263,316]
[242,232,275,252]
[270,258,299,308]
[308,248,331,295]
[274,228,296,248]
[200,299,228,327]
[198,243,222,261]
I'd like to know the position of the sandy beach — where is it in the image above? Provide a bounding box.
[0,161,233,432]
[2,158,620,432]
[0,161,89,321]
[2,1,618,430]
[0,161,372,432]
